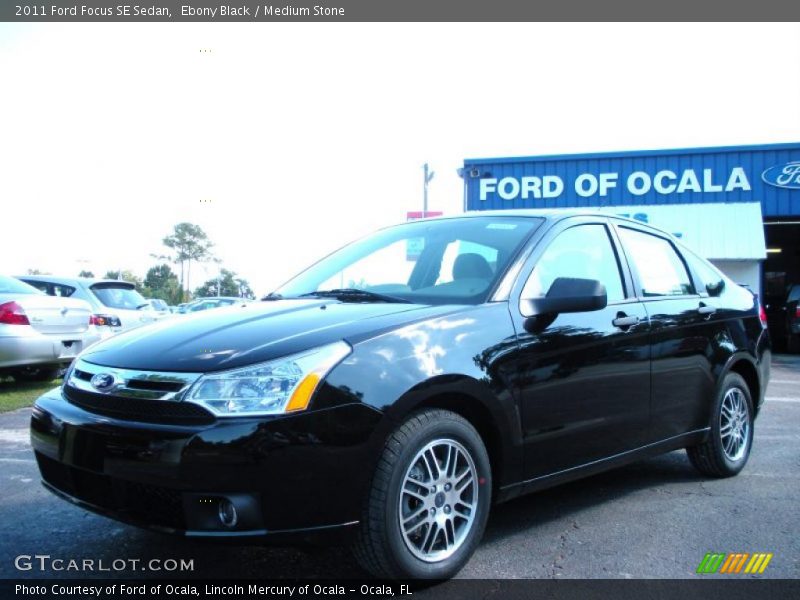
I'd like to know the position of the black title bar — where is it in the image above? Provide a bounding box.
[3,0,800,22]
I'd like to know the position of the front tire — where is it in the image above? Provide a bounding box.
[687,372,754,477]
[354,409,491,579]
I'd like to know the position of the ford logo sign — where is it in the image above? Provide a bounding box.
[90,373,118,392]
[762,161,800,189]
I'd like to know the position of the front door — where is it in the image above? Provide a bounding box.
[506,219,652,481]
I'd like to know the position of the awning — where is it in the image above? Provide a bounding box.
[593,202,766,261]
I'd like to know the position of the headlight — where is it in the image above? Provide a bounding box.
[184,341,351,417]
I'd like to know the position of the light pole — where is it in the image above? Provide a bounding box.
[423,163,435,216]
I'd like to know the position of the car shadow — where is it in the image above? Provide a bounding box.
[110,452,702,579]
[482,450,703,545]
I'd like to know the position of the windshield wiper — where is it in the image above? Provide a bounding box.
[261,292,284,301]
[299,288,411,304]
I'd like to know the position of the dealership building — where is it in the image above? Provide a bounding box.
[463,142,800,302]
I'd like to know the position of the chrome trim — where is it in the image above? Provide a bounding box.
[66,358,202,401]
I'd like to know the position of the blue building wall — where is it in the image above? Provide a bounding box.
[464,143,800,217]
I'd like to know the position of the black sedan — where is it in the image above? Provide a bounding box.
[30,211,770,579]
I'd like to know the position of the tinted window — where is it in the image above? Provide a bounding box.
[52,284,76,297]
[91,285,147,310]
[684,249,726,296]
[618,227,694,297]
[522,224,625,303]
[0,276,44,295]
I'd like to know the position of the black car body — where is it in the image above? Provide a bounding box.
[30,211,771,579]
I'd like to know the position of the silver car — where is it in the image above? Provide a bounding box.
[0,275,101,381]
[17,275,163,338]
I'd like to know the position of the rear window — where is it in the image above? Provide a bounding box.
[91,285,147,310]
[0,276,44,295]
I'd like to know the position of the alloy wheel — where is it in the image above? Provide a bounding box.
[720,388,750,462]
[398,439,478,563]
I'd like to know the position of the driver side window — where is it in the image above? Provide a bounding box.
[522,224,625,304]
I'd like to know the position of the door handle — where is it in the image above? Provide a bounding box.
[612,313,639,328]
[698,303,717,316]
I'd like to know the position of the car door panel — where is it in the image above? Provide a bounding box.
[503,218,652,480]
[614,224,717,444]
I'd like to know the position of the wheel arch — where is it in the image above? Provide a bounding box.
[380,375,523,496]
[719,354,762,416]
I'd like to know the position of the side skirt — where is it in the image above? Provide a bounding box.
[496,428,710,503]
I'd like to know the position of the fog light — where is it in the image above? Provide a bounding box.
[218,498,238,528]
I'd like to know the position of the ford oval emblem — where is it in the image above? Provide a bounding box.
[90,373,118,392]
[762,161,800,189]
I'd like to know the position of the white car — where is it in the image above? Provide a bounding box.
[0,275,101,381]
[17,275,164,338]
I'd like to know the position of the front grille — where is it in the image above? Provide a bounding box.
[72,369,186,393]
[125,379,185,393]
[36,453,186,530]
[64,386,215,426]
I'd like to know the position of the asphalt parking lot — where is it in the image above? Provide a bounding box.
[1,356,798,580]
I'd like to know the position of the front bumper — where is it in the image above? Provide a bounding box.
[30,387,383,541]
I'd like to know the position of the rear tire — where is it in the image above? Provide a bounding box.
[687,373,754,478]
[353,409,491,579]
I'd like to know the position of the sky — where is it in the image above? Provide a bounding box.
[1,23,800,297]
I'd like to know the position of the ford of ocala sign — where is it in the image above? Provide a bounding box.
[762,162,800,189]
[478,167,751,201]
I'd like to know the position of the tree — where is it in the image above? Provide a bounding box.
[26,268,50,275]
[194,269,255,299]
[143,264,182,305]
[78,270,94,278]
[159,223,214,302]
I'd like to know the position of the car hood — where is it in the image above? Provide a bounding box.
[80,299,460,372]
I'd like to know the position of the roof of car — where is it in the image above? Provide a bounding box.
[17,275,136,288]
[410,209,663,230]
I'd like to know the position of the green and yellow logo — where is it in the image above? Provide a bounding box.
[697,552,773,574]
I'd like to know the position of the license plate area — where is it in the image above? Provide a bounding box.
[59,340,81,358]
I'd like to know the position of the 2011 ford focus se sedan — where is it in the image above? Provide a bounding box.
[30,211,770,579]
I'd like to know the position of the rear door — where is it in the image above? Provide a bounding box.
[613,223,717,442]
[505,217,651,480]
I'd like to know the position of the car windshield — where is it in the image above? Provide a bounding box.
[0,275,44,295]
[276,216,542,305]
[787,285,800,303]
[91,284,148,310]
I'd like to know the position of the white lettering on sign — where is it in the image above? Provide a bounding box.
[627,172,651,195]
[726,167,751,191]
[677,170,701,193]
[477,167,751,201]
[480,176,564,200]
[654,170,677,194]
[575,174,598,197]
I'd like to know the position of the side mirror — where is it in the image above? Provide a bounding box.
[706,279,725,297]
[521,277,608,317]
